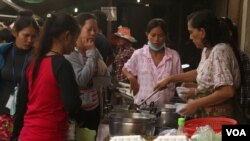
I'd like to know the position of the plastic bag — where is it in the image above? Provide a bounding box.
[191,125,221,141]
[159,129,177,136]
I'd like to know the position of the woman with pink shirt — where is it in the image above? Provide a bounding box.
[122,18,182,106]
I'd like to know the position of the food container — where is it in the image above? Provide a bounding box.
[109,112,156,136]
[153,135,188,141]
[110,135,143,141]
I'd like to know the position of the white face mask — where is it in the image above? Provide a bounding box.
[147,41,166,51]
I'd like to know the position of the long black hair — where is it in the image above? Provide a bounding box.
[75,12,96,27]
[187,10,226,48]
[188,10,243,85]
[92,10,107,35]
[218,17,244,86]
[31,12,80,84]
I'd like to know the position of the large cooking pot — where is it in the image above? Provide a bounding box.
[109,112,156,136]
[110,104,151,113]
[156,104,180,129]
[111,105,131,112]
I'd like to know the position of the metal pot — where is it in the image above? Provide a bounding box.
[156,104,180,129]
[110,104,153,113]
[109,112,156,136]
[110,105,132,113]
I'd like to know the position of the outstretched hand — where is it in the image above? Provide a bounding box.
[179,99,198,116]
[153,78,169,91]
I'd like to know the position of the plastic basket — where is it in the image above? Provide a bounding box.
[184,117,237,137]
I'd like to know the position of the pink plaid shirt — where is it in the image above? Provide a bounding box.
[123,45,182,106]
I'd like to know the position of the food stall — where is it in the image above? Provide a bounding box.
[96,82,236,141]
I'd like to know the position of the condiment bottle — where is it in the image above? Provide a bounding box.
[176,117,185,135]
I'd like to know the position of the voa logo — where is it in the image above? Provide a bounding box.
[226,129,246,136]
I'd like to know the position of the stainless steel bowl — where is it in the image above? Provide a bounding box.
[109,112,156,136]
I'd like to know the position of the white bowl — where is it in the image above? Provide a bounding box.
[176,87,190,94]
[176,87,191,101]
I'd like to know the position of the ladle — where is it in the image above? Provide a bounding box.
[138,90,158,106]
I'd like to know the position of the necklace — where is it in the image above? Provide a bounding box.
[50,50,62,55]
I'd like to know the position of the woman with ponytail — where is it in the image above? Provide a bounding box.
[0,10,39,141]
[154,10,243,122]
[11,12,85,141]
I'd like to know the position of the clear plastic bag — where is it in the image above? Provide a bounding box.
[191,125,221,141]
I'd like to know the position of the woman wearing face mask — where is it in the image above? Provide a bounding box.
[122,18,182,106]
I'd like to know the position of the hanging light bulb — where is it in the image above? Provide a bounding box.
[137,0,140,3]
[74,8,78,13]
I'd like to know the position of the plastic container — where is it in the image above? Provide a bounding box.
[110,135,143,141]
[184,117,237,137]
[154,136,188,141]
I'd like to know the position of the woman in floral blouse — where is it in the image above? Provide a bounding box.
[154,10,244,122]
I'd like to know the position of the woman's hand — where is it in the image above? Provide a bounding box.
[82,38,95,50]
[77,37,96,53]
[184,88,196,99]
[181,82,198,88]
[176,87,196,101]
[153,78,170,91]
[122,68,139,95]
[128,76,139,95]
[179,99,199,116]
